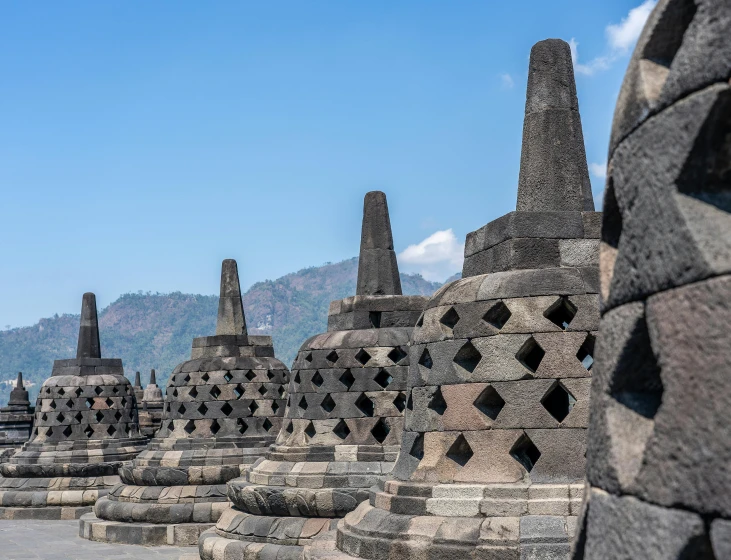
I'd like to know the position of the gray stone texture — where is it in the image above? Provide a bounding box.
[572,2,731,558]
[0,372,34,452]
[356,191,402,296]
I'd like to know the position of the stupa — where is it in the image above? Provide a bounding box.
[80,259,289,545]
[0,293,147,520]
[197,191,429,559]
[139,369,164,437]
[0,372,34,459]
[571,1,731,558]
[327,39,600,560]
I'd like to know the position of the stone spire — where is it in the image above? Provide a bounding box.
[356,191,402,296]
[7,372,29,408]
[76,292,101,359]
[215,259,248,336]
[133,371,141,388]
[149,369,156,385]
[517,39,594,212]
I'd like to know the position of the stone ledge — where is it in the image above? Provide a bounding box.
[0,505,91,520]
[79,512,212,546]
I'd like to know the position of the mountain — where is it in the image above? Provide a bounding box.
[0,258,445,407]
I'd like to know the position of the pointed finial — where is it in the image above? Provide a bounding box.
[356,191,403,296]
[134,371,141,388]
[8,371,29,407]
[76,292,101,359]
[150,369,156,385]
[16,372,24,389]
[216,259,248,336]
[516,39,594,212]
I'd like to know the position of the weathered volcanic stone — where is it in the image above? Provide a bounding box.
[197,191,428,559]
[139,369,164,437]
[0,293,148,520]
[80,259,289,546]
[325,39,599,560]
[0,372,34,459]
[571,2,731,559]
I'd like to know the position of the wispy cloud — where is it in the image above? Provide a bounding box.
[500,73,515,90]
[589,162,607,180]
[398,229,464,282]
[571,0,657,76]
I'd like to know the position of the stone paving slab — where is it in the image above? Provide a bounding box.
[0,519,196,559]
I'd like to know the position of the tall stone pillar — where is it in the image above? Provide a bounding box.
[331,39,600,560]
[0,293,148,519]
[197,191,428,559]
[80,259,290,545]
[571,1,731,558]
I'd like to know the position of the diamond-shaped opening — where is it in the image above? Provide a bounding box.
[286,421,294,434]
[198,402,208,415]
[355,393,375,417]
[326,350,339,365]
[544,297,578,330]
[74,412,83,422]
[278,386,285,398]
[105,397,114,407]
[114,410,122,421]
[113,386,119,394]
[62,425,73,438]
[167,421,174,431]
[184,419,196,434]
[249,401,259,414]
[453,341,482,374]
[406,391,413,410]
[263,418,273,432]
[393,393,406,412]
[183,373,191,383]
[418,348,433,369]
[201,372,210,382]
[189,386,198,398]
[446,434,473,467]
[121,397,127,406]
[258,385,268,396]
[483,301,512,330]
[107,425,116,436]
[440,307,460,334]
[339,369,355,389]
[85,398,94,409]
[474,386,505,421]
[234,384,245,399]
[369,311,382,328]
[267,371,274,380]
[65,398,74,409]
[58,387,65,396]
[210,419,220,435]
[294,372,301,385]
[84,425,94,438]
[46,427,53,437]
[56,412,65,423]
[178,403,186,415]
[245,370,256,381]
[516,337,545,374]
[272,401,280,414]
[576,334,596,371]
[355,348,371,366]
[41,413,48,421]
[371,419,390,444]
[50,400,57,409]
[221,402,233,416]
[75,387,83,397]
[333,419,350,439]
[237,418,249,434]
[321,394,336,413]
[298,396,308,410]
[409,433,425,459]
[95,386,103,395]
[510,433,541,472]
[374,369,393,388]
[541,382,576,423]
[416,313,424,327]
[210,385,221,399]
[305,352,313,363]
[224,372,233,382]
[312,371,324,387]
[388,346,408,364]
[304,421,316,439]
[96,411,104,422]
[427,387,447,415]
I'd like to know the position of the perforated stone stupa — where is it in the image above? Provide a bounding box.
[197,191,429,559]
[0,293,147,520]
[139,369,164,437]
[80,259,289,545]
[571,1,731,558]
[327,39,600,560]
[0,372,34,459]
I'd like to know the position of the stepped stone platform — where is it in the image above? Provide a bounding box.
[571,1,731,558]
[197,191,428,559]
[80,259,290,545]
[0,293,148,520]
[0,372,34,459]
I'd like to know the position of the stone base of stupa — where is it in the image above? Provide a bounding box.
[79,512,218,546]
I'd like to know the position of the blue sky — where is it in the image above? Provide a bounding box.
[0,1,655,329]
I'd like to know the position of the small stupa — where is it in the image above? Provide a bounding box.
[139,369,164,437]
[0,372,34,458]
[0,293,148,519]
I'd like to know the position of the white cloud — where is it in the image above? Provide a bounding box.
[589,162,607,180]
[500,73,515,90]
[571,0,657,76]
[398,229,464,282]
